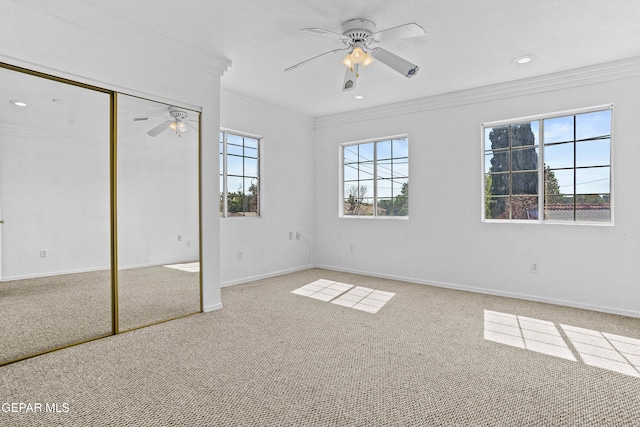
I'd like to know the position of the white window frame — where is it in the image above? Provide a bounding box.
[220,129,262,218]
[339,135,409,219]
[482,104,613,225]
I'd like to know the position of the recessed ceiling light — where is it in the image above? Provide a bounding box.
[353,94,365,100]
[9,100,30,107]
[513,55,533,64]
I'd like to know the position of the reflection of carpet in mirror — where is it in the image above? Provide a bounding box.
[164,261,200,273]
[0,266,200,364]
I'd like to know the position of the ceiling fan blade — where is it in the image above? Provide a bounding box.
[147,120,173,137]
[371,23,425,42]
[284,47,350,72]
[371,48,419,78]
[302,27,349,41]
[342,64,358,92]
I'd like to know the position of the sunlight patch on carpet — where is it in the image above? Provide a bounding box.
[484,310,640,379]
[291,279,395,314]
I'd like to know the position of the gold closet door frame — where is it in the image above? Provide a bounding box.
[0,62,203,366]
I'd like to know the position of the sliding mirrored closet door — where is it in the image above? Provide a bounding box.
[0,66,112,364]
[116,94,201,331]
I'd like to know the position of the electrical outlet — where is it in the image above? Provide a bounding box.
[237,251,243,261]
[296,231,301,240]
[530,261,540,273]
[289,232,293,240]
[177,235,182,241]
[40,249,48,258]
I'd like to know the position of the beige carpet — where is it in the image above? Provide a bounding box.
[1,268,639,426]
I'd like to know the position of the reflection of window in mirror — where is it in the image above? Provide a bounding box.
[219,130,261,218]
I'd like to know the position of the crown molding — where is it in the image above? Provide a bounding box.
[221,88,314,129]
[17,0,231,77]
[314,55,640,129]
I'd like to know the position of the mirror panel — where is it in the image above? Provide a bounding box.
[0,66,112,364]
[117,94,200,331]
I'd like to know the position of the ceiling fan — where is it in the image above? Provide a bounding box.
[133,106,197,137]
[285,18,426,91]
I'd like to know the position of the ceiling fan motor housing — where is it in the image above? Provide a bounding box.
[169,107,189,120]
[342,18,376,45]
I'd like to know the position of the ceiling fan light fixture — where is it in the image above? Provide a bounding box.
[342,46,374,69]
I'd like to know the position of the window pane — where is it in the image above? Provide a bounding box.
[511,147,538,171]
[358,161,374,180]
[576,167,609,194]
[576,139,610,167]
[512,171,538,195]
[227,176,243,194]
[344,196,374,216]
[377,159,393,179]
[227,155,243,176]
[511,122,538,147]
[227,143,243,156]
[358,143,374,162]
[544,196,575,221]
[394,159,409,178]
[576,110,611,141]
[485,197,509,219]
[244,157,258,177]
[544,115,574,143]
[344,181,372,201]
[377,179,392,198]
[377,140,392,160]
[244,137,259,150]
[485,151,509,173]
[485,126,510,150]
[510,196,538,220]
[486,173,510,196]
[543,142,573,169]
[393,178,409,197]
[552,169,575,195]
[393,139,408,157]
[575,194,610,222]
[227,133,243,146]
[244,147,258,159]
[344,162,359,181]
[344,145,360,164]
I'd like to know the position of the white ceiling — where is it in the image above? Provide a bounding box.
[6,0,640,118]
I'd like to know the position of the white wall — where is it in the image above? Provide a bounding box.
[219,89,315,285]
[313,59,640,317]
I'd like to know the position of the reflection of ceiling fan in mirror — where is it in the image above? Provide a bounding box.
[133,106,197,137]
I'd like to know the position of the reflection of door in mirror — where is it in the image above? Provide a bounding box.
[0,65,112,365]
[117,94,201,332]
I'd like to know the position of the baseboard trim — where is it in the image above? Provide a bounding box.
[221,264,315,288]
[203,303,223,313]
[314,264,640,319]
[1,266,111,282]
